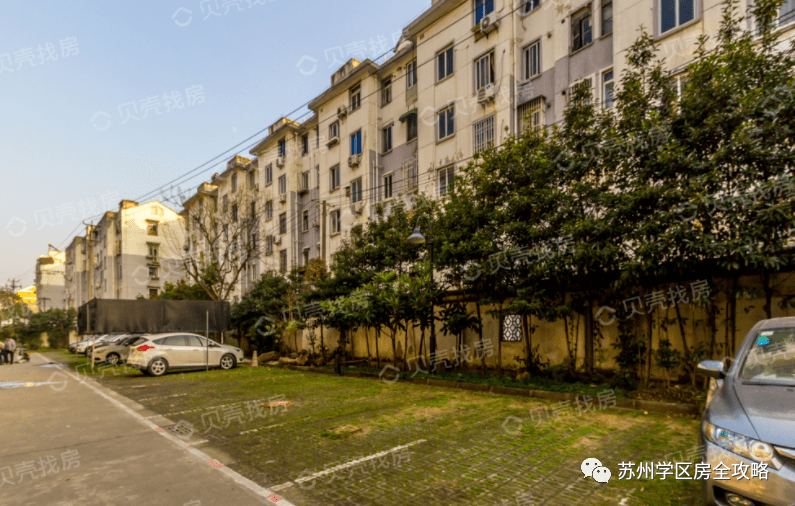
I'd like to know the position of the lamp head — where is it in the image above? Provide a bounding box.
[407,227,426,245]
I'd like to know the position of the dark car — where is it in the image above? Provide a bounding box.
[698,317,795,506]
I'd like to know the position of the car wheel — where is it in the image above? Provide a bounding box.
[148,358,168,377]
[106,353,120,365]
[220,354,236,370]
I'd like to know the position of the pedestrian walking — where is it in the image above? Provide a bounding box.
[5,337,16,365]
[0,339,5,365]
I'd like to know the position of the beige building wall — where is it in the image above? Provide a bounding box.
[35,249,66,311]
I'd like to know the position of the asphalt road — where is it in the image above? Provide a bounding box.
[0,353,291,506]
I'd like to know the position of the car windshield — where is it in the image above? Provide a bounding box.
[739,327,795,385]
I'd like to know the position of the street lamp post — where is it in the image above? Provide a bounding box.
[408,217,437,375]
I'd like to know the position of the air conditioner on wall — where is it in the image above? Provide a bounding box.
[352,202,364,215]
[348,154,361,168]
[479,13,499,35]
[276,157,285,168]
[279,193,287,203]
[337,106,347,118]
[478,85,498,105]
[274,236,282,245]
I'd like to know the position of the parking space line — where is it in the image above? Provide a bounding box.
[44,356,297,506]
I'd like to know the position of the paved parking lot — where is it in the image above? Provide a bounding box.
[40,351,704,506]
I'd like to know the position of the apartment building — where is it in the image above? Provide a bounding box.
[35,248,66,311]
[73,200,185,301]
[176,0,795,300]
[64,235,90,309]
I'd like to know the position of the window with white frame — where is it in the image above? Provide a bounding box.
[301,133,309,156]
[279,213,287,234]
[518,97,545,132]
[351,178,363,203]
[302,210,309,232]
[331,210,341,234]
[438,165,455,196]
[659,0,694,34]
[248,170,256,188]
[330,165,340,191]
[278,139,286,158]
[571,8,593,52]
[382,77,392,105]
[382,124,393,153]
[473,116,494,153]
[303,248,310,266]
[350,83,361,110]
[502,315,523,341]
[523,41,540,80]
[384,174,393,199]
[525,0,540,13]
[602,1,613,35]
[231,173,237,191]
[603,70,614,108]
[329,121,339,140]
[265,164,273,185]
[475,0,494,24]
[351,130,362,155]
[265,200,273,220]
[266,235,274,255]
[407,59,417,88]
[437,46,454,81]
[781,0,795,25]
[438,105,455,140]
[475,52,495,90]
[278,175,287,195]
[407,113,418,141]
[301,171,310,191]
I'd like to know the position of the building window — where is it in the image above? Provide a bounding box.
[659,0,694,34]
[384,174,393,199]
[437,46,454,81]
[673,73,690,100]
[407,113,418,141]
[351,130,362,155]
[279,213,287,234]
[302,211,309,232]
[301,133,309,156]
[602,1,613,35]
[382,125,393,153]
[438,166,455,196]
[265,164,273,185]
[350,83,361,110]
[475,0,495,24]
[518,97,545,132]
[572,8,593,52]
[248,170,256,188]
[266,235,274,255]
[603,70,614,108]
[351,178,363,203]
[250,200,256,218]
[502,315,523,341]
[780,0,795,26]
[279,250,287,273]
[303,248,310,266]
[525,0,540,13]
[265,200,273,220]
[568,78,593,105]
[437,105,455,140]
[301,171,310,191]
[473,116,495,153]
[330,165,340,191]
[149,267,159,280]
[149,288,158,299]
[278,175,287,195]
[382,77,392,105]
[231,173,238,191]
[475,52,495,90]
[232,205,238,222]
[330,121,339,140]
[222,195,229,212]
[251,232,258,251]
[523,41,540,80]
[147,222,159,236]
[331,210,341,234]
[407,59,417,88]
[278,138,286,157]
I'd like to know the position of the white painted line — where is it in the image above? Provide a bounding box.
[42,355,297,506]
[138,393,189,401]
[294,439,426,484]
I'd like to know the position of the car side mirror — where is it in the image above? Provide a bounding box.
[697,360,726,379]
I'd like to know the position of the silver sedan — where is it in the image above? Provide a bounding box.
[126,333,245,377]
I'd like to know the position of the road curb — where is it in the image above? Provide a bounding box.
[270,363,699,416]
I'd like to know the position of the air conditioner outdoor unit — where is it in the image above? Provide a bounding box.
[479,13,499,35]
[477,85,499,105]
[276,157,285,168]
[312,221,320,229]
[279,193,287,203]
[274,236,282,245]
[352,202,364,215]
[348,154,361,168]
[337,106,348,118]
[253,183,259,191]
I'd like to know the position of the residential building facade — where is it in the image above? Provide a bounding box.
[35,248,66,311]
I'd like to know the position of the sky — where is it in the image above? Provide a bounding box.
[0,0,431,289]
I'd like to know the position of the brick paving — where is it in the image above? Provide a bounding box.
[52,354,703,506]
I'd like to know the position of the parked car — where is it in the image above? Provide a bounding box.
[93,335,149,365]
[75,335,108,355]
[126,333,244,377]
[697,317,795,506]
[69,336,97,353]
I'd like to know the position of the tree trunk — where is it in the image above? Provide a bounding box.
[364,326,372,368]
[728,275,738,358]
[375,328,381,369]
[763,271,773,319]
[320,324,325,361]
[391,328,397,368]
[674,294,688,352]
[584,300,594,375]
[522,313,532,373]
[404,325,410,371]
[476,302,487,372]
[497,315,503,375]
[564,315,573,373]
[419,324,425,367]
[645,311,653,388]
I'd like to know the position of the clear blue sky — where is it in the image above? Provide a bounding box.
[0,0,431,289]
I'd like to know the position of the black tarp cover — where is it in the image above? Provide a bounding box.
[77,299,230,335]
